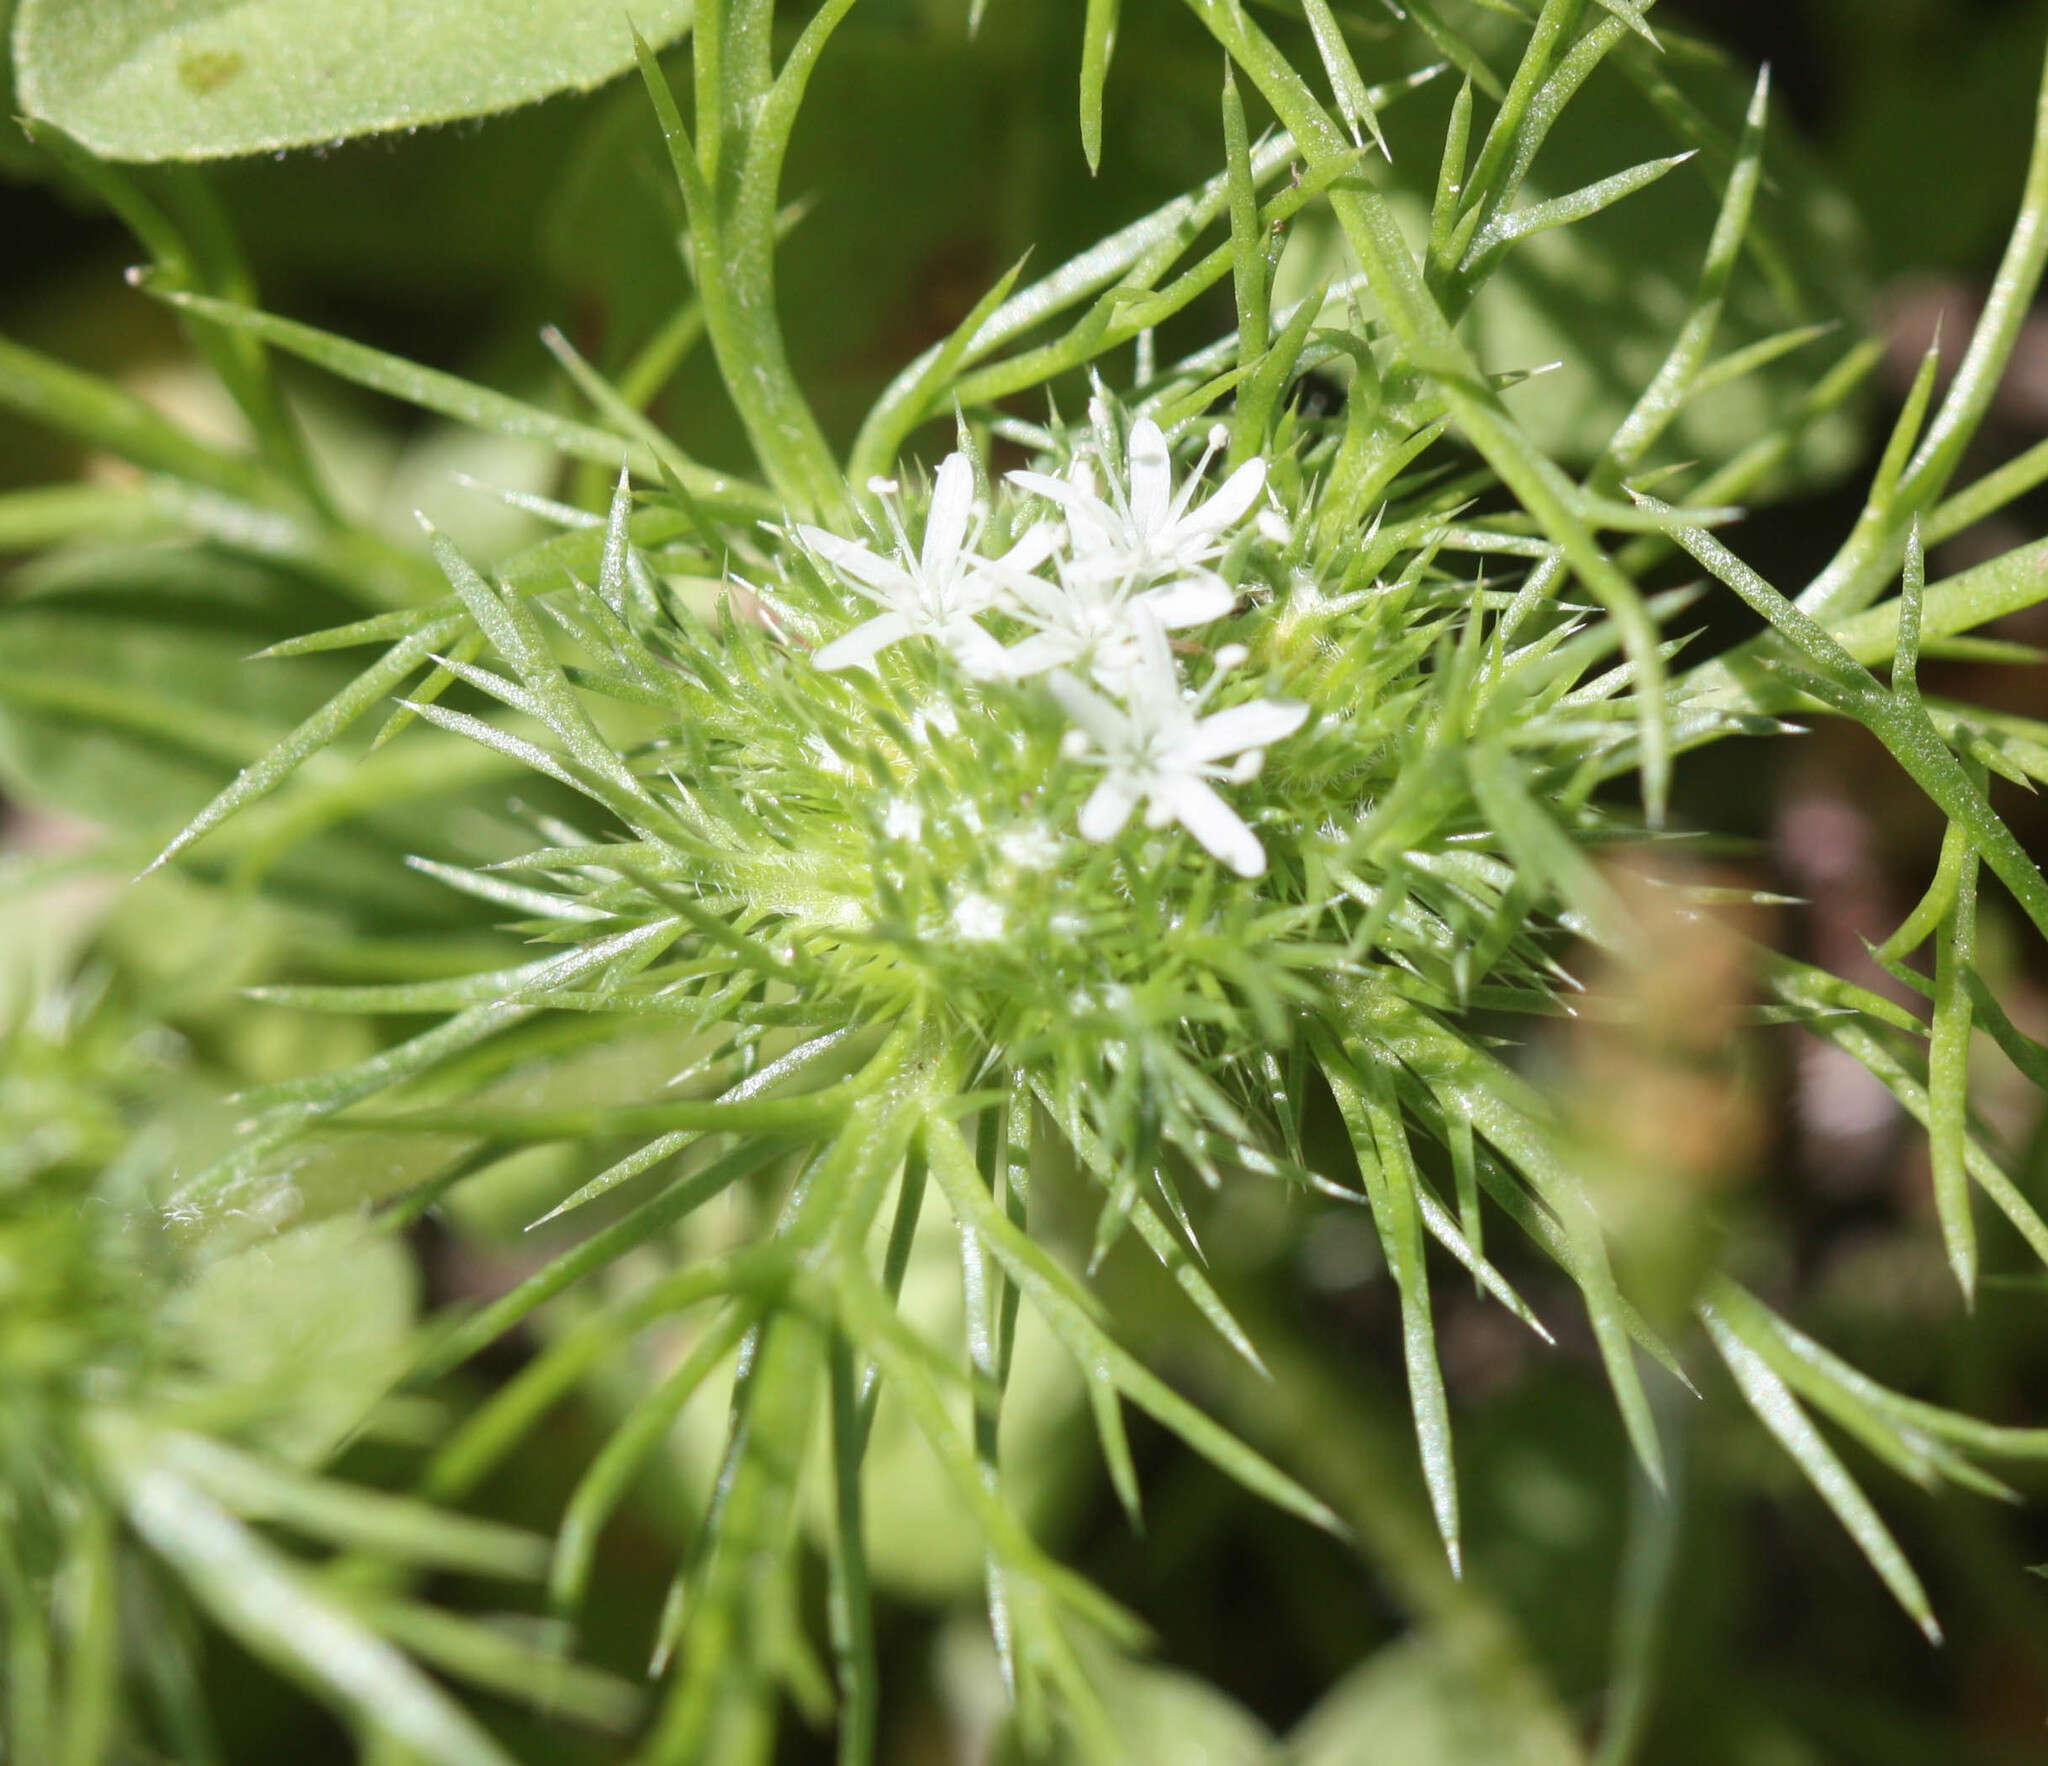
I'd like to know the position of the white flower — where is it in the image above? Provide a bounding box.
[801,452,1052,675]
[995,556,1233,689]
[1047,614,1306,878]
[950,892,1005,942]
[996,822,1063,870]
[1008,415,1266,596]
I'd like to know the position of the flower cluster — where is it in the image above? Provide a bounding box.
[796,413,1307,877]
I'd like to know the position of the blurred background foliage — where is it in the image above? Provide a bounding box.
[4,2,2048,1762]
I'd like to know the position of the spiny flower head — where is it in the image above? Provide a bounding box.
[794,406,1301,879]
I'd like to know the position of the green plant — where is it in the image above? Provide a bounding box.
[6,2,2048,1761]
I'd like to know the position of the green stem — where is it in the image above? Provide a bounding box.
[828,1336,879,1766]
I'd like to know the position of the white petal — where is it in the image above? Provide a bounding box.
[1137,576,1234,630]
[1068,501,1125,564]
[999,632,1077,680]
[1007,469,1095,513]
[1128,419,1173,536]
[1047,671,1130,749]
[1000,521,1062,575]
[1169,778,1266,876]
[923,452,975,578]
[1189,698,1309,761]
[1078,775,1141,843]
[1178,456,1267,544]
[799,525,911,596]
[999,569,1076,624]
[813,611,913,671]
[1125,607,1180,704]
[942,618,1007,680]
[1013,462,1125,568]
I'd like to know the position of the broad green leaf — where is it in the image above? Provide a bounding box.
[1289,1635,1584,1766]
[14,0,697,161]
[166,1217,416,1465]
[1034,1643,1273,1766]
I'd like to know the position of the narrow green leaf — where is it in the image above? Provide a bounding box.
[1589,0,1660,47]
[1601,66,1770,479]
[55,1505,117,1766]
[832,1269,1146,1648]
[1698,1299,1941,1641]
[1315,1042,1461,1569]
[1928,820,1983,1301]
[872,128,1299,428]
[1466,743,1635,952]
[924,1116,1346,1539]
[845,252,1031,485]
[1791,1004,2048,1273]
[1644,496,2048,947]
[412,1141,794,1387]
[101,1431,514,1766]
[1446,1105,1483,1285]
[1427,79,1475,277]
[341,1596,643,1734]
[143,613,463,874]
[1230,278,1321,468]
[425,1250,777,1509]
[1221,62,1270,374]
[1874,330,1945,511]
[1929,434,2048,545]
[0,482,164,550]
[1739,1280,2048,1461]
[1705,1282,2011,1498]
[162,1434,549,1580]
[826,1332,880,1766]
[552,1309,752,1612]
[1343,977,1684,1470]
[0,333,275,505]
[425,526,647,801]
[1467,152,1695,272]
[535,328,732,529]
[1086,1367,1145,1529]
[1299,0,1388,159]
[1414,1187,1551,1343]
[157,290,774,518]
[1892,520,1927,704]
[531,1031,855,1228]
[632,27,716,234]
[1875,822,1969,965]
[1079,0,1122,172]
[1399,0,1504,102]
[1688,320,1837,405]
